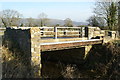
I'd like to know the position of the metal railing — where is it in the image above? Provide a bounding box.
[39,27,85,39]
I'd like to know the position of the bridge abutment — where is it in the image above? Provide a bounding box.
[30,27,41,78]
[84,45,92,59]
[2,27,42,78]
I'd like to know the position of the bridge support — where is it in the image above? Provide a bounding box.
[30,27,41,78]
[2,27,42,78]
[84,45,92,59]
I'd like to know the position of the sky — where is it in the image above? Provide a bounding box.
[0,0,95,22]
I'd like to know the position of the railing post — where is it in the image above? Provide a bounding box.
[41,28,45,36]
[54,27,57,39]
[79,27,82,38]
[64,30,67,36]
[81,27,84,38]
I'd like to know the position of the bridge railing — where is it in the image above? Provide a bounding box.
[2,26,116,40]
[39,27,85,39]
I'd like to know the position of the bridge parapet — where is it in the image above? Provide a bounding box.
[84,26,118,41]
[85,26,105,39]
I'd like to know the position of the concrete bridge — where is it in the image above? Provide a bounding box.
[0,26,118,78]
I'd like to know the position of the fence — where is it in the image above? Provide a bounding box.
[39,27,85,39]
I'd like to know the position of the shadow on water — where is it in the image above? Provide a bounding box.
[41,42,120,78]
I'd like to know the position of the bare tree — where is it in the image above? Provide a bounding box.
[64,18,73,27]
[26,17,35,27]
[87,15,105,27]
[87,15,99,27]
[0,9,22,27]
[94,0,117,30]
[38,12,49,27]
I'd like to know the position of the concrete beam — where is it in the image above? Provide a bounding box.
[41,39,102,52]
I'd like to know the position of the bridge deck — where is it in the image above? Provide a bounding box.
[40,37,87,43]
[41,39,103,51]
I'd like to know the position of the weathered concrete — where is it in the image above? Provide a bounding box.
[103,30,118,43]
[84,45,92,59]
[41,37,87,43]
[85,26,105,39]
[41,39,102,51]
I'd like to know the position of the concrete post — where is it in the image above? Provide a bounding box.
[79,28,82,38]
[81,27,84,37]
[85,27,94,39]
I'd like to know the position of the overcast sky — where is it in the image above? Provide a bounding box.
[0,0,95,22]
